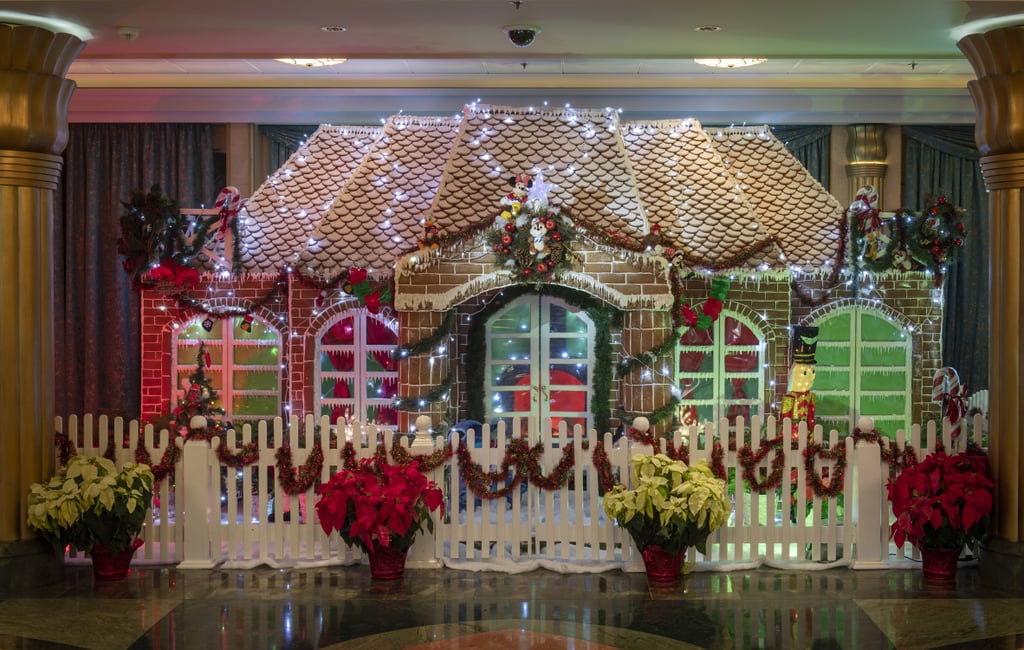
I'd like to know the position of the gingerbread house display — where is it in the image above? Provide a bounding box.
[136,104,946,439]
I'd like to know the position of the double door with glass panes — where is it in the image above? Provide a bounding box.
[486,296,594,440]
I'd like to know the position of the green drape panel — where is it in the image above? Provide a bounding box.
[771,125,831,188]
[55,124,217,418]
[902,126,988,392]
[258,125,319,172]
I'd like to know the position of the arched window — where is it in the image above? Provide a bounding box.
[173,315,282,424]
[677,313,765,427]
[316,311,399,427]
[814,308,912,437]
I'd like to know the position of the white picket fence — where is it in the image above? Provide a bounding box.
[54,412,985,572]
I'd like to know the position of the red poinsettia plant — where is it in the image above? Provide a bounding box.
[315,457,444,553]
[887,443,994,550]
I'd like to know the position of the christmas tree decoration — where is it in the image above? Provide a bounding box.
[165,341,227,438]
[201,317,215,332]
[238,313,254,332]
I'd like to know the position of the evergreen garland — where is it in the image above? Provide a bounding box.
[392,310,454,360]
[614,395,680,428]
[392,372,454,411]
[616,330,680,378]
[465,284,619,434]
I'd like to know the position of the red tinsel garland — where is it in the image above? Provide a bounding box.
[710,441,726,482]
[135,443,182,484]
[802,442,846,498]
[456,442,525,500]
[591,440,616,493]
[389,441,454,472]
[55,431,76,467]
[531,445,575,491]
[738,436,787,494]
[455,438,576,500]
[216,438,260,468]
[275,442,324,495]
[663,438,690,466]
[852,429,918,477]
[626,426,658,448]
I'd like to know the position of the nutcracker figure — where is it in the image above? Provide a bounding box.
[780,326,818,442]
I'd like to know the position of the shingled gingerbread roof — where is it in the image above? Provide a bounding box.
[238,104,843,277]
[241,125,381,272]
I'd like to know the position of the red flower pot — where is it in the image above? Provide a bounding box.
[920,546,962,582]
[640,544,685,583]
[367,545,408,580]
[90,538,144,582]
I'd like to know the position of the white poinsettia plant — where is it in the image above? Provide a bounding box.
[27,455,154,554]
[602,453,729,556]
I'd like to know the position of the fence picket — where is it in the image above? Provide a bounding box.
[45,412,987,572]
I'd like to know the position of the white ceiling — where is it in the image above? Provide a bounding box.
[8,0,1024,124]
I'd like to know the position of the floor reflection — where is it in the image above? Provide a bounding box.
[0,564,1022,649]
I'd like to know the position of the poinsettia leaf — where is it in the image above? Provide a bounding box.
[962,503,983,532]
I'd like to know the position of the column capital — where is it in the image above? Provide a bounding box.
[959,26,1024,156]
[845,124,888,166]
[0,24,84,155]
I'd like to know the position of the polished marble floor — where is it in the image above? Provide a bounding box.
[0,561,1023,649]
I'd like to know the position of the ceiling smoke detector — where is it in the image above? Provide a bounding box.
[504,25,540,47]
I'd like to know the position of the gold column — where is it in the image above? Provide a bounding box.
[845,124,888,203]
[959,25,1024,586]
[0,23,82,558]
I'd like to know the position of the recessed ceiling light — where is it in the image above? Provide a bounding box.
[694,58,767,68]
[321,25,347,33]
[694,25,722,33]
[274,58,348,67]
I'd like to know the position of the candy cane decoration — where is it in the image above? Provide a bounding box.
[212,186,242,268]
[214,186,242,240]
[932,367,959,403]
[933,367,967,435]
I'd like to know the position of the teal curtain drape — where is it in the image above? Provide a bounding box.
[902,126,988,392]
[55,123,217,418]
[258,125,319,172]
[772,125,831,188]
